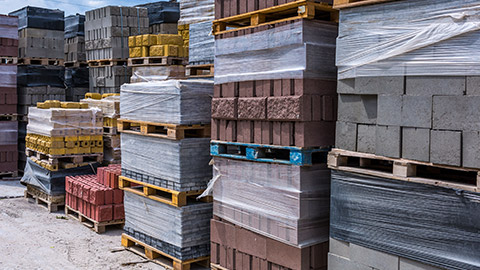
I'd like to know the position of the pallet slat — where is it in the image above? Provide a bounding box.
[0,56,17,64]
[117,119,210,140]
[65,205,124,233]
[127,56,188,67]
[333,0,397,9]
[121,233,210,270]
[64,61,88,68]
[87,59,127,67]
[26,148,103,171]
[186,64,214,78]
[328,148,480,192]
[24,185,65,212]
[18,58,64,66]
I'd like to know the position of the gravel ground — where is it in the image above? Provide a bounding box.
[0,181,164,270]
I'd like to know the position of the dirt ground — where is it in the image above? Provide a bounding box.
[0,180,164,270]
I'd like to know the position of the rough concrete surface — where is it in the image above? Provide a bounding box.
[0,195,164,270]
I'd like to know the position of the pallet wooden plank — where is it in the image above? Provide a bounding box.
[18,58,64,66]
[117,119,210,140]
[127,56,188,67]
[65,205,124,234]
[186,64,214,78]
[24,185,65,213]
[87,59,127,67]
[333,0,398,9]
[64,61,88,68]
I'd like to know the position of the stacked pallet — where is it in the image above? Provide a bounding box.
[209,1,337,269]
[328,0,480,269]
[65,164,124,233]
[9,6,66,172]
[136,1,180,34]
[21,101,102,212]
[0,14,18,178]
[118,79,213,269]
[64,14,88,102]
[81,94,121,164]
[85,6,149,94]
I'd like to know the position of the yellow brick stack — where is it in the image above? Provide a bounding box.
[128,34,188,58]
[177,24,189,49]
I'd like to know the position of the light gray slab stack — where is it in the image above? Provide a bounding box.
[65,36,85,62]
[89,66,132,94]
[188,21,214,66]
[121,133,211,191]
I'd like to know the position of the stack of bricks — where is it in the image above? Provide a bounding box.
[85,6,149,94]
[64,14,89,102]
[210,1,338,269]
[81,93,121,165]
[128,34,187,58]
[0,15,18,177]
[135,1,180,34]
[9,6,66,171]
[65,168,124,223]
[328,0,480,269]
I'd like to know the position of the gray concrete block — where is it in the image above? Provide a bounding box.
[338,94,377,124]
[430,130,461,166]
[433,96,480,131]
[357,124,376,154]
[402,128,430,162]
[356,76,404,95]
[377,95,402,126]
[337,79,355,94]
[401,96,432,128]
[399,258,443,270]
[463,131,480,169]
[335,121,357,151]
[329,237,350,259]
[466,76,480,96]
[328,253,373,270]
[350,243,400,270]
[376,126,401,158]
[406,76,465,96]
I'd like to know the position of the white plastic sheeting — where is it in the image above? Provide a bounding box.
[189,21,214,65]
[0,121,17,145]
[214,20,338,84]
[178,0,214,25]
[81,96,120,118]
[337,0,480,79]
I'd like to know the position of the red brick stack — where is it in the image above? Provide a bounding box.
[65,164,124,222]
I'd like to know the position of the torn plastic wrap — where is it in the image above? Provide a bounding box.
[27,107,103,137]
[120,79,213,125]
[80,96,120,119]
[178,0,214,25]
[136,1,180,25]
[210,157,331,248]
[0,121,18,145]
[65,67,89,88]
[330,170,480,270]
[21,158,98,196]
[64,14,85,39]
[17,65,65,88]
[124,191,211,260]
[337,0,480,79]
[121,133,211,192]
[9,6,64,31]
[189,21,214,65]
[130,66,186,83]
[0,15,19,39]
[214,20,338,85]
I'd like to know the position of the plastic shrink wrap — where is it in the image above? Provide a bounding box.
[9,6,64,31]
[178,0,214,25]
[121,133,211,192]
[210,157,330,247]
[136,1,180,25]
[0,121,18,145]
[120,79,213,125]
[17,65,65,88]
[0,15,19,39]
[130,66,186,83]
[189,21,214,65]
[124,191,212,260]
[81,96,120,119]
[64,14,85,39]
[330,170,480,270]
[214,20,337,84]
[337,0,480,79]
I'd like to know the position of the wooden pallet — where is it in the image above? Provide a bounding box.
[213,0,338,35]
[333,0,396,9]
[121,233,210,270]
[0,56,17,64]
[26,148,103,171]
[103,126,118,135]
[117,119,210,140]
[119,176,211,207]
[127,56,188,67]
[65,205,124,233]
[18,58,64,66]
[0,114,18,121]
[211,263,228,270]
[0,171,19,179]
[210,140,329,166]
[24,185,65,212]
[88,59,128,67]
[65,61,88,68]
[328,149,480,193]
[186,64,214,78]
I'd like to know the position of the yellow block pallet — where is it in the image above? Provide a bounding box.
[128,34,188,58]
[26,134,103,156]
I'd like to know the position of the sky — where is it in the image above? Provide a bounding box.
[0,0,171,17]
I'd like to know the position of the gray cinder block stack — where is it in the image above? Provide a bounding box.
[85,6,148,94]
[135,1,180,34]
[330,1,480,269]
[120,79,213,261]
[64,14,88,101]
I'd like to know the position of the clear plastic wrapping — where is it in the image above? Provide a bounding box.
[0,15,19,39]
[130,66,186,83]
[9,6,64,31]
[0,121,18,145]
[27,107,103,137]
[81,96,120,118]
[337,0,480,79]
[331,170,480,270]
[178,0,214,25]
[211,157,331,247]
[121,133,211,191]
[124,191,212,250]
[120,79,213,125]
[189,21,214,65]
[214,20,338,84]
